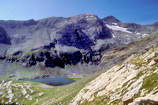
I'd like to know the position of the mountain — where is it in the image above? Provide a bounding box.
[0,14,157,54]
[0,14,112,54]
[0,14,158,105]
[70,32,158,105]
[0,14,158,68]
[102,16,121,24]
[102,16,158,45]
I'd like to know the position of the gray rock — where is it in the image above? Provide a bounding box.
[0,14,158,68]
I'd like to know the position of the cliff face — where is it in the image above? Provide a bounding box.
[0,27,11,55]
[0,14,112,54]
[0,27,11,45]
[70,34,158,105]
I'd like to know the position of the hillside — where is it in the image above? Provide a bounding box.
[70,33,158,105]
[100,31,158,71]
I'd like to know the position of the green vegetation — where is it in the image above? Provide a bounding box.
[81,96,121,105]
[80,96,109,105]
[140,31,158,42]
[142,73,158,93]
[111,99,122,105]
[129,57,146,67]
[24,49,42,55]
[0,80,42,105]
[39,74,97,105]
[25,51,34,55]
[65,77,81,81]
[0,74,97,105]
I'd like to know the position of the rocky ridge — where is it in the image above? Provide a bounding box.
[0,14,158,55]
[0,14,112,54]
[0,14,158,69]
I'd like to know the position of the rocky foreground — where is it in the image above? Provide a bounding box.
[70,46,158,105]
[0,80,44,105]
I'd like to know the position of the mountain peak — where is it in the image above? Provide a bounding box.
[152,21,158,26]
[103,16,121,23]
[68,14,99,20]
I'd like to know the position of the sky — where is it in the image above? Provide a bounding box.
[0,0,158,24]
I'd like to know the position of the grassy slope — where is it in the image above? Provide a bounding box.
[37,74,98,105]
[0,73,98,105]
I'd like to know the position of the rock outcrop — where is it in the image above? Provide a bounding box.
[70,42,158,105]
[0,27,11,55]
[0,27,11,45]
[0,80,44,105]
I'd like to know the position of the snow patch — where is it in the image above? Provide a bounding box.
[106,24,132,34]
[112,23,118,26]
[136,33,141,35]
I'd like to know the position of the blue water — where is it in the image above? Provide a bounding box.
[0,63,74,86]
[23,77,75,86]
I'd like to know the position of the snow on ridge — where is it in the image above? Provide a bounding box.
[136,33,141,35]
[106,24,132,34]
[112,23,118,25]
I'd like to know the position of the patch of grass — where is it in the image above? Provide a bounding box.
[80,96,109,105]
[24,49,41,55]
[129,57,146,67]
[142,73,158,93]
[111,99,122,105]
[25,51,34,55]
[65,77,81,81]
[140,31,158,42]
[80,96,122,105]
